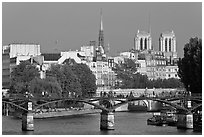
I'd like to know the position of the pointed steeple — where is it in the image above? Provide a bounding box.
[98,8,104,52]
[100,8,103,31]
[148,12,151,35]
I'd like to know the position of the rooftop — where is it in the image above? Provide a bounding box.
[41,53,61,61]
[161,31,175,37]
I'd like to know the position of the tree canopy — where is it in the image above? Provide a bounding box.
[10,60,97,98]
[178,37,202,94]
[10,61,40,94]
[29,77,62,98]
[71,63,97,97]
[46,64,82,97]
[11,61,40,83]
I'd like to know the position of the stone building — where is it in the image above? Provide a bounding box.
[2,46,10,89]
[2,44,41,90]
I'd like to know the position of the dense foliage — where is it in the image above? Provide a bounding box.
[178,37,202,94]
[71,63,97,97]
[29,77,62,98]
[10,60,97,98]
[46,64,82,97]
[10,61,40,94]
[46,62,97,97]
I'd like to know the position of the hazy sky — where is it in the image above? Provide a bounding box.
[2,2,202,57]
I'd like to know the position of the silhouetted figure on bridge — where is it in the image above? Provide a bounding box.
[103,92,107,97]
[129,91,134,98]
[153,91,155,97]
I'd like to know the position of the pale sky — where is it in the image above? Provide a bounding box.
[2,2,202,57]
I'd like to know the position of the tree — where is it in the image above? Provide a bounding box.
[11,61,40,83]
[29,77,62,98]
[71,63,97,97]
[178,37,202,94]
[113,58,137,88]
[46,64,82,97]
[10,61,40,94]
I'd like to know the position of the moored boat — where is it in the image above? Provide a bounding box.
[147,113,167,126]
[160,106,177,126]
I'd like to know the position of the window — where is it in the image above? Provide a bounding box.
[175,74,177,77]
[169,74,171,77]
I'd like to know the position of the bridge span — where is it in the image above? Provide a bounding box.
[2,95,202,131]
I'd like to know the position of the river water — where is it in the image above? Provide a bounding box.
[2,112,201,135]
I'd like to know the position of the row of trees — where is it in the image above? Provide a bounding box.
[9,60,97,98]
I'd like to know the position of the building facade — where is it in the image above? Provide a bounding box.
[4,43,41,58]
[2,44,42,90]
[165,58,179,79]
[2,46,10,89]
[154,51,166,79]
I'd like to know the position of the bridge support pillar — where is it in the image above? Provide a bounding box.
[22,102,34,131]
[193,110,202,132]
[100,111,114,130]
[177,112,193,129]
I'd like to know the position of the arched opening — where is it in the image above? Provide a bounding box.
[169,39,171,52]
[165,38,168,51]
[140,38,143,50]
[144,38,147,49]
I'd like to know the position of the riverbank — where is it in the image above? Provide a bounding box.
[34,109,102,119]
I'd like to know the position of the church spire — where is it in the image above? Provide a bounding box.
[98,8,104,53]
[100,8,103,31]
[148,11,151,35]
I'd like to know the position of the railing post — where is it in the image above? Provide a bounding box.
[22,102,34,131]
[6,103,9,116]
[100,110,114,130]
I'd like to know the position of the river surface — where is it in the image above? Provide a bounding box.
[2,112,201,135]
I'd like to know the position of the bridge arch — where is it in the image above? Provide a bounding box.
[191,104,202,112]
[2,101,29,112]
[33,98,110,112]
[112,98,190,113]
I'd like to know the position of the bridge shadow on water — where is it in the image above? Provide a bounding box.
[22,131,34,135]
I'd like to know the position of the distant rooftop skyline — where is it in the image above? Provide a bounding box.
[2,2,202,57]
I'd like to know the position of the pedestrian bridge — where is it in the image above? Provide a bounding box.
[2,95,202,131]
[3,95,202,113]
